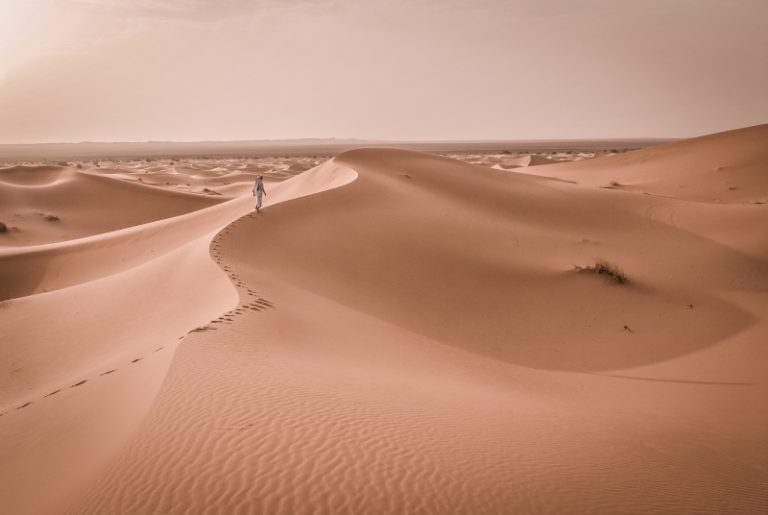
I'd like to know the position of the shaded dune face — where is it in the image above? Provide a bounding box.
[220,145,762,371]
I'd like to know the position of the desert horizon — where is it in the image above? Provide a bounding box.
[0,137,671,162]
[1,0,767,514]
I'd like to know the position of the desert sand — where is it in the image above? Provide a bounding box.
[1,124,767,514]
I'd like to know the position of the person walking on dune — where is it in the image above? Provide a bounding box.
[253,175,266,212]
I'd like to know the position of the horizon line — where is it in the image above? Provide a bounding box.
[0,136,676,146]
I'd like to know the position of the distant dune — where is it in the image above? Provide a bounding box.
[0,138,666,161]
[0,125,766,514]
[524,123,768,203]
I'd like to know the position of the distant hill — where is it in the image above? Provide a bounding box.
[0,138,670,161]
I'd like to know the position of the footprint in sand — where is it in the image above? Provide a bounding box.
[5,346,169,414]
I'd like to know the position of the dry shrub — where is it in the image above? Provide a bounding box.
[575,260,628,284]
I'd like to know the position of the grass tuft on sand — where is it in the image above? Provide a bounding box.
[575,260,628,284]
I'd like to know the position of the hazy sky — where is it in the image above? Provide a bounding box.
[0,0,766,143]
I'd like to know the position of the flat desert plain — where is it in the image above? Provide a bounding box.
[1,124,767,514]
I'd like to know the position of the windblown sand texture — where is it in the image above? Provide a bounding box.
[1,125,767,514]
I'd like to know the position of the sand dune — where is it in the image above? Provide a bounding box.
[525,123,768,203]
[0,165,72,186]
[489,153,559,169]
[0,165,222,247]
[1,125,767,514]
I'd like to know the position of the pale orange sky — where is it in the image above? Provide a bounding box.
[0,0,766,143]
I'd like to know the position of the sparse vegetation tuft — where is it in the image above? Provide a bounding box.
[0,222,7,233]
[609,181,622,187]
[575,260,628,284]
[44,214,60,222]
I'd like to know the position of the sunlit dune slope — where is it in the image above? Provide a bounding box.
[0,165,222,247]
[526,123,768,203]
